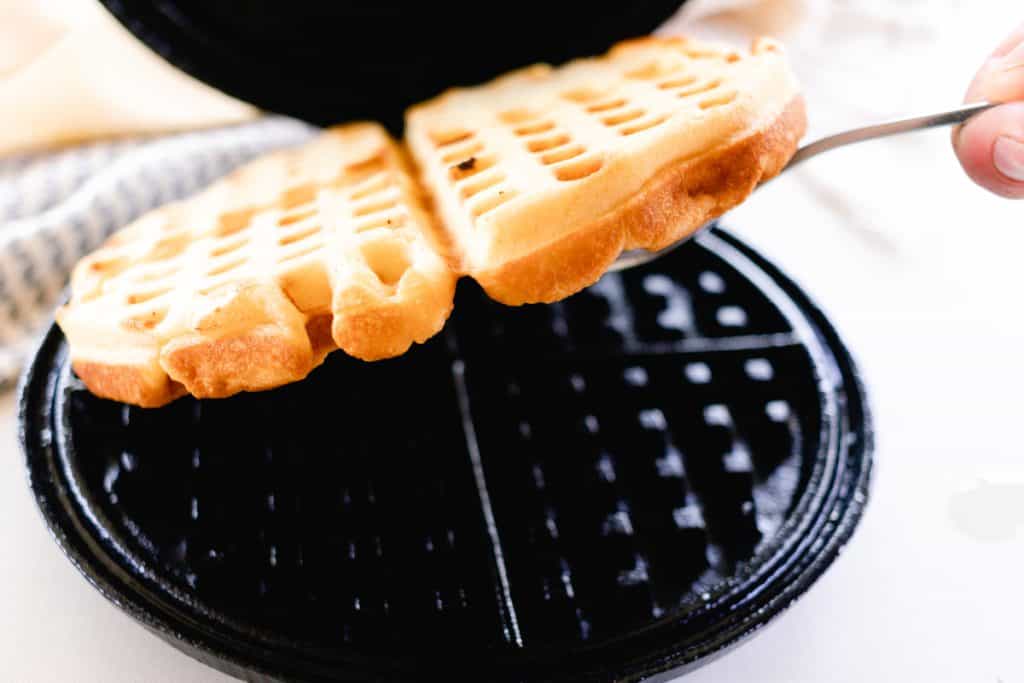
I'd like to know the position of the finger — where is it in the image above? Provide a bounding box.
[953,102,1024,199]
[991,22,1024,58]
[967,24,1024,103]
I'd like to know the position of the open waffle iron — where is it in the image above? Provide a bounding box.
[22,227,871,681]
[20,3,872,681]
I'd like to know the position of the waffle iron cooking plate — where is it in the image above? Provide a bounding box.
[21,226,871,681]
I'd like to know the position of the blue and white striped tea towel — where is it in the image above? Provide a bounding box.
[0,117,317,390]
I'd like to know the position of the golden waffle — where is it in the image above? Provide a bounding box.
[58,36,805,407]
[57,123,456,406]
[406,37,805,304]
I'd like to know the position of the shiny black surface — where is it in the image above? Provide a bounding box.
[98,1,682,131]
[22,228,872,681]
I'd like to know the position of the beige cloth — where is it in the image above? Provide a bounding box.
[0,0,258,155]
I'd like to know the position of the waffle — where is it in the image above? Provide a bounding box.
[58,36,805,407]
[406,36,805,304]
[56,123,456,406]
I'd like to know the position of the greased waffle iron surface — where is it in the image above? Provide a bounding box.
[23,228,872,681]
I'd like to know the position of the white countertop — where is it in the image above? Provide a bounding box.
[3,3,1024,681]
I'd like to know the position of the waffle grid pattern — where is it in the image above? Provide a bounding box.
[71,128,438,337]
[408,37,790,268]
[420,39,751,216]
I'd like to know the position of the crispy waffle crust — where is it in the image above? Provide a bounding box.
[58,36,805,406]
[474,96,805,303]
[407,36,806,304]
[57,124,456,406]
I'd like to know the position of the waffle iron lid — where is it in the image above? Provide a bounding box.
[98,0,683,130]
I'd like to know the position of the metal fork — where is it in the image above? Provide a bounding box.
[611,101,997,271]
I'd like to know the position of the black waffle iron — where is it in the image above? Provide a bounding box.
[20,3,872,682]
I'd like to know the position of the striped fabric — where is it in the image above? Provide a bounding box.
[0,117,316,391]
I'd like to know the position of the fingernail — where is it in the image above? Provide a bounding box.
[993,136,1024,182]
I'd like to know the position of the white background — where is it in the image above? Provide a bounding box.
[3,1,1024,681]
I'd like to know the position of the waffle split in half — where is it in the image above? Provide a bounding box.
[58,125,455,407]
[57,37,806,406]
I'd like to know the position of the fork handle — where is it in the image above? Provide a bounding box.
[784,101,998,171]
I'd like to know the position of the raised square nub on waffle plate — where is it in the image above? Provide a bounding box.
[406,36,805,304]
[57,124,456,407]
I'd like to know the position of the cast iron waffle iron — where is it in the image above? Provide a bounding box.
[21,227,872,682]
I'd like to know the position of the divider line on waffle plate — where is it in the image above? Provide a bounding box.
[451,358,524,648]
[620,332,801,356]
[695,230,844,391]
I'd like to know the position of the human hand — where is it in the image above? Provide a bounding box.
[954,24,1024,198]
